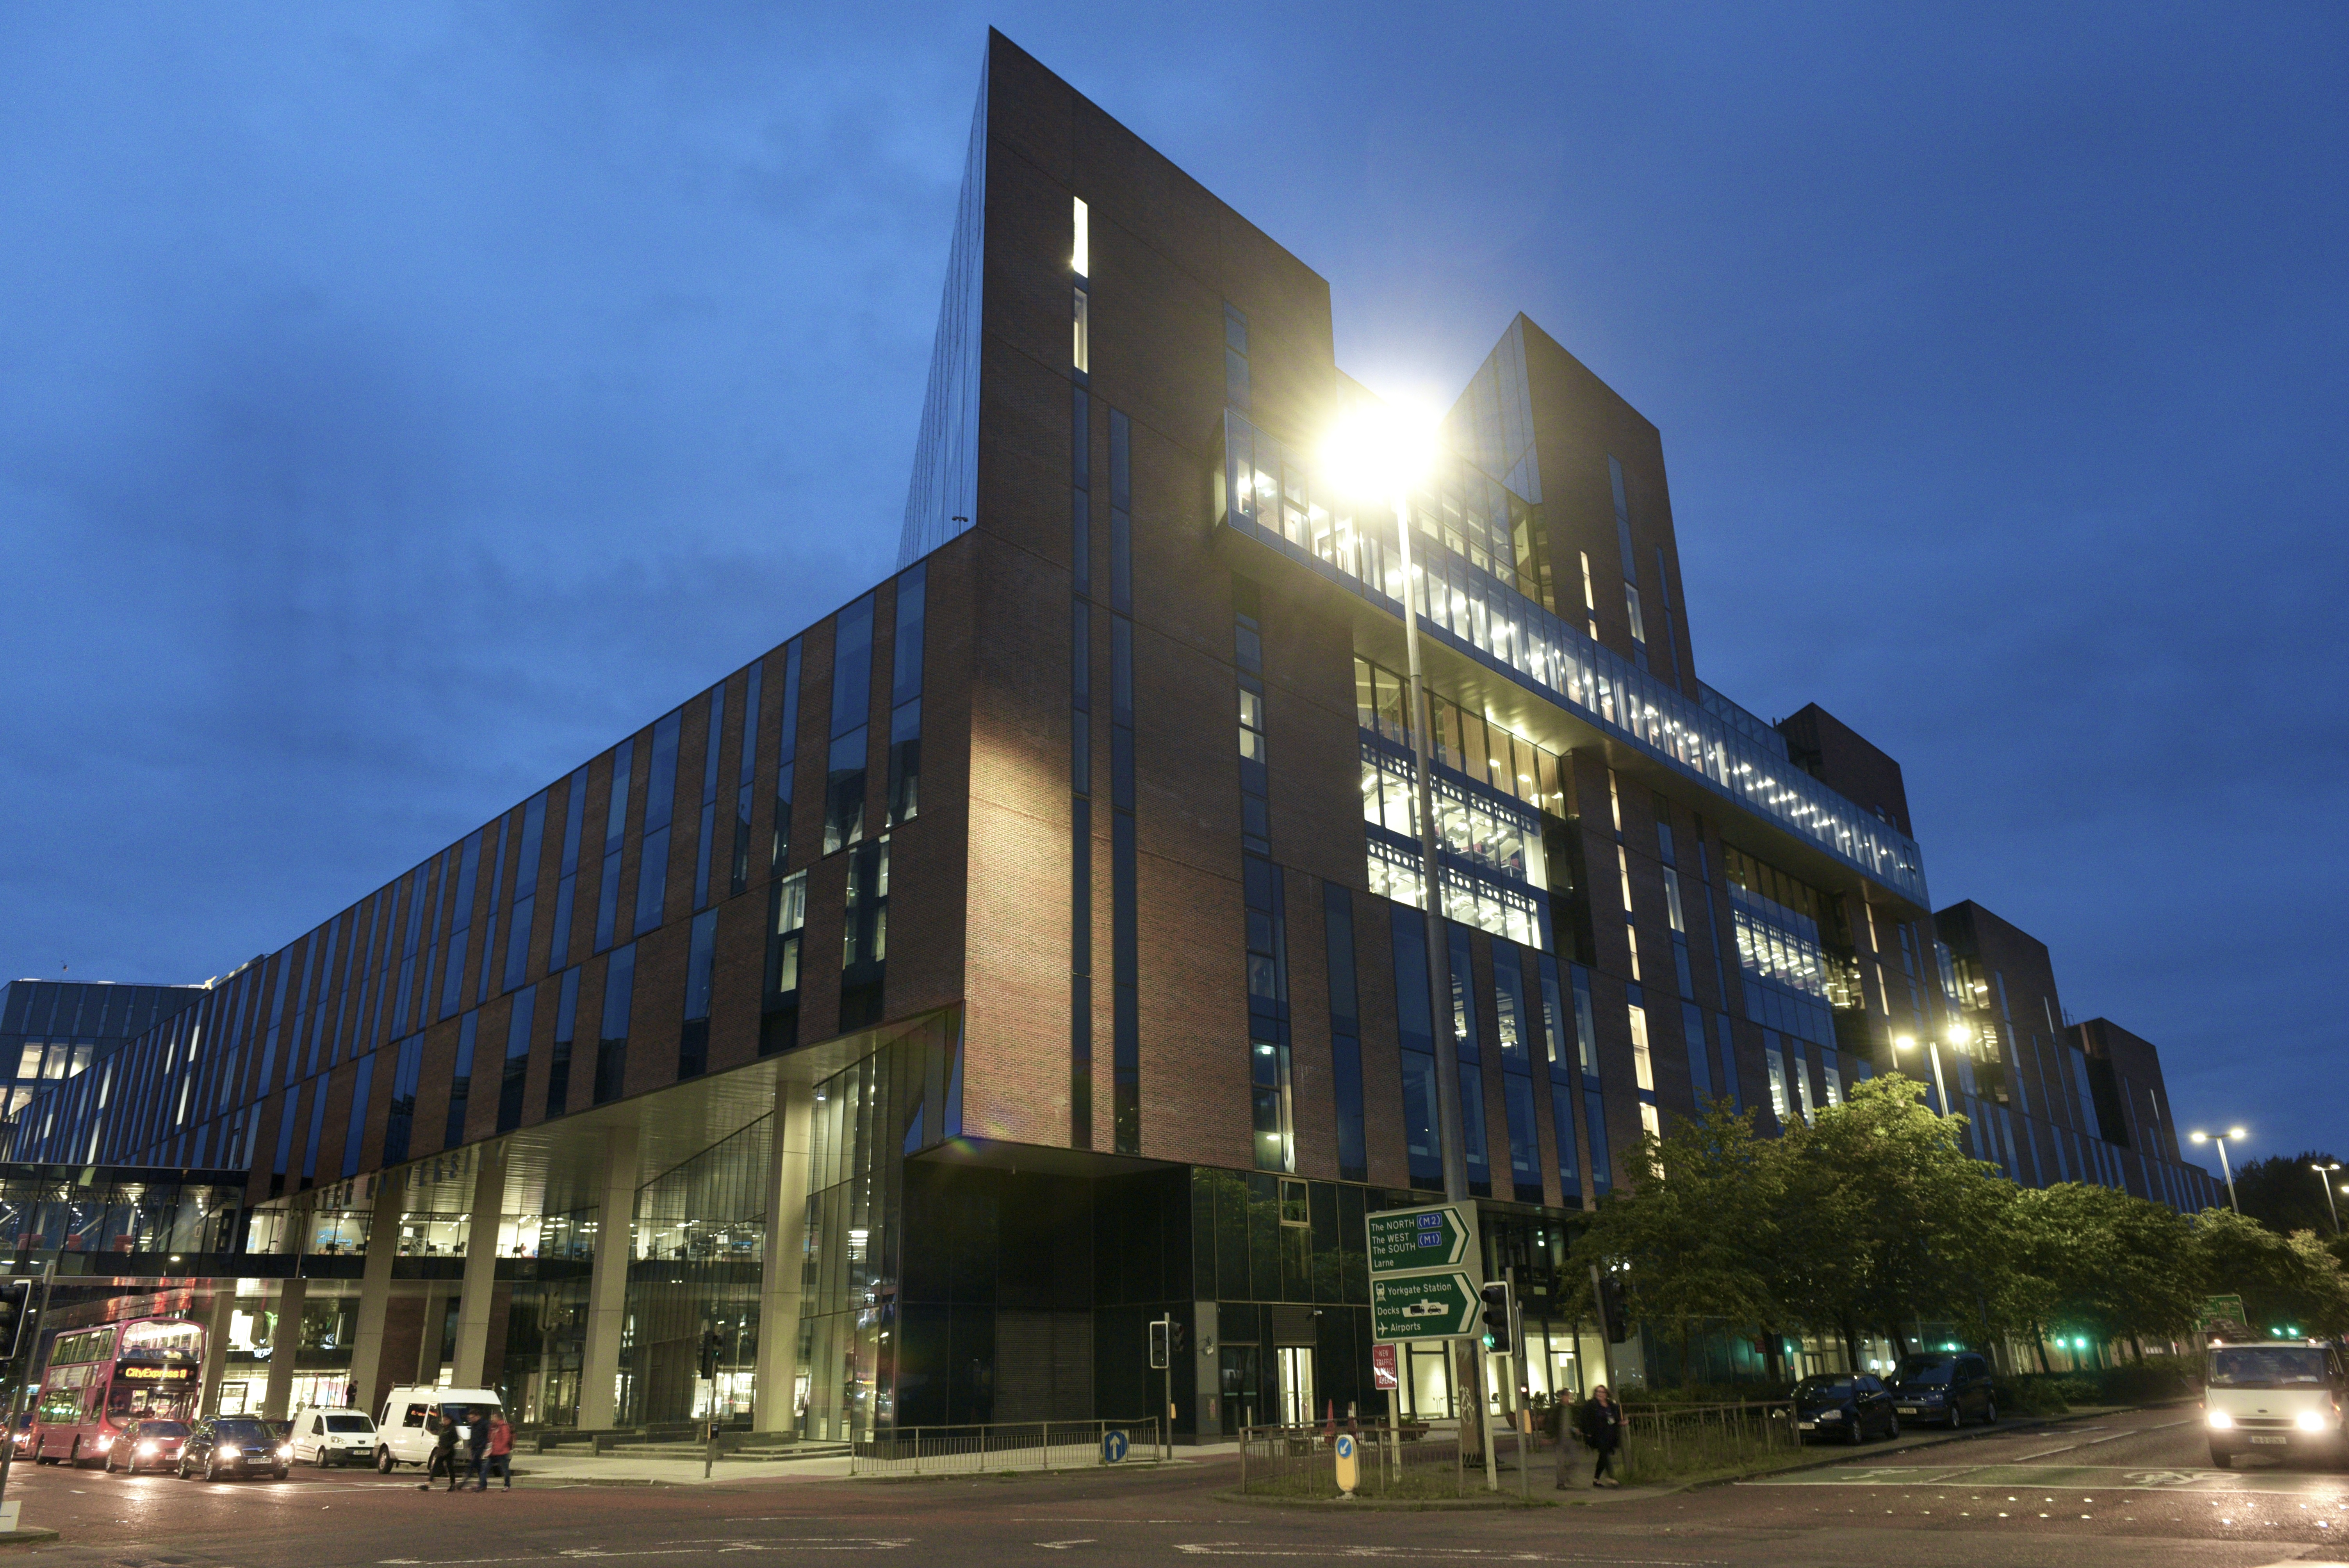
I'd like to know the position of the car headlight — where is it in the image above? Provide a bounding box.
[138,1442,158,1454]
[97,1436,113,1449]
[2208,1409,2233,1429]
[278,1444,293,1458]
[2297,1410,2328,1433]
[218,1445,240,1457]
[1818,1409,1843,1420]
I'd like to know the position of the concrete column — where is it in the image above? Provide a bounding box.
[261,1277,306,1419]
[196,1288,239,1418]
[753,1080,814,1433]
[577,1123,638,1430]
[349,1173,405,1415]
[450,1143,506,1389]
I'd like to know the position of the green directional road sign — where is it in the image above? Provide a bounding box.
[1366,1202,1474,1276]
[1370,1270,1479,1341]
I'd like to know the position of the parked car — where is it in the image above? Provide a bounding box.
[6,1414,32,1459]
[2205,1338,2349,1470]
[106,1419,190,1475]
[289,1407,379,1467]
[372,1386,504,1472]
[176,1417,290,1481]
[1795,1373,1900,1444]
[1888,1352,1997,1429]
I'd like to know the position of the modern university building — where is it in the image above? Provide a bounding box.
[5,34,2221,1436]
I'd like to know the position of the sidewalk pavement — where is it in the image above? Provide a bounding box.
[498,1440,1245,1487]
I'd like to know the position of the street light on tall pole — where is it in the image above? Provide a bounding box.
[2312,1162,2342,1234]
[1892,1032,1952,1118]
[1322,399,1496,1490]
[2190,1129,2247,1213]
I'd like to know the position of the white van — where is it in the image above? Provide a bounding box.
[2206,1339,2348,1469]
[372,1387,506,1472]
[289,1406,379,1467]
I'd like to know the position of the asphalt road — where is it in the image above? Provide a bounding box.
[0,1406,2342,1568]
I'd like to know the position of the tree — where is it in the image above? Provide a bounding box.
[2231,1152,2349,1239]
[1773,1076,2010,1361]
[1998,1183,2204,1362]
[1567,1098,1786,1385]
[2192,1208,2349,1338]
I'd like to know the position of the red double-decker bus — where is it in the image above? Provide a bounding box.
[30,1316,205,1466]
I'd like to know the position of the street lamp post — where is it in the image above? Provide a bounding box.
[1322,401,1495,1490]
[2313,1162,2342,1234]
[1892,1033,1951,1118]
[2190,1129,2247,1213]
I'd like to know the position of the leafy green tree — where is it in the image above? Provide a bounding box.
[1567,1098,1786,1385]
[1999,1183,2204,1363]
[1773,1076,2010,1360]
[2192,1208,2349,1338]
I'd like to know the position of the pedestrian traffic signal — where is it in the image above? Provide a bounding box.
[1148,1318,1171,1370]
[1479,1282,1514,1355]
[0,1278,29,1363]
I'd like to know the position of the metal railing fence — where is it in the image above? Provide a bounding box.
[1616,1400,1795,1483]
[847,1418,1164,1476]
[1239,1421,1502,1499]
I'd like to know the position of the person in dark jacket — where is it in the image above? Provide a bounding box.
[419,1413,462,1492]
[464,1409,492,1491]
[1576,1384,1622,1487]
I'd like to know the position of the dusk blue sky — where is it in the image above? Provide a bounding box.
[4,5,2342,1174]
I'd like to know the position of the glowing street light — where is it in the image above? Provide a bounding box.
[1891,1031,1954,1120]
[2313,1162,2342,1235]
[2190,1129,2247,1213]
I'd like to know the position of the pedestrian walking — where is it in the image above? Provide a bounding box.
[1578,1384,1622,1488]
[479,1412,513,1491]
[1551,1393,1586,1489]
[464,1408,491,1491]
[419,1413,460,1491]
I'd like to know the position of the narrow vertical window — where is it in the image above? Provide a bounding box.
[731,659,762,896]
[340,1052,372,1179]
[693,684,725,911]
[679,908,716,1079]
[1682,1001,1713,1102]
[1391,905,1443,1191]
[1447,923,1492,1197]
[1324,882,1366,1184]
[1494,944,1542,1204]
[444,1009,478,1149]
[771,638,804,872]
[1072,288,1089,374]
[1538,953,1583,1206]
[438,830,483,1021]
[497,983,536,1133]
[1244,855,1290,1173]
[634,707,683,936]
[887,564,925,827]
[762,870,806,1055]
[546,967,579,1118]
[840,837,891,1030]
[549,764,588,972]
[1071,195,1089,277]
[504,789,548,993]
[824,597,875,855]
[594,745,633,953]
[595,944,634,1105]
[475,815,510,1008]
[383,1033,424,1165]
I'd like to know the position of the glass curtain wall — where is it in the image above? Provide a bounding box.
[621,1115,772,1425]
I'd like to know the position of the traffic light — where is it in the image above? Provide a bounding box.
[1170,1320,1187,1356]
[1149,1318,1171,1370]
[1479,1282,1514,1356]
[0,1278,29,1363]
[697,1327,724,1381]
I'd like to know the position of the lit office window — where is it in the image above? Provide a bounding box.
[1071,196,1089,276]
[1073,288,1089,374]
[1628,1002,1654,1091]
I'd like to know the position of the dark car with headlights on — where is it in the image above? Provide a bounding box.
[1888,1351,1997,1429]
[176,1417,289,1481]
[107,1419,189,1475]
[1795,1373,1900,1443]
